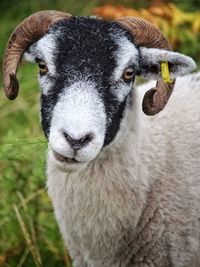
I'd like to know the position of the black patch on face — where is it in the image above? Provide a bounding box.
[104,97,128,146]
[39,17,134,146]
[41,91,57,138]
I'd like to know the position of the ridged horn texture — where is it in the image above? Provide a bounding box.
[117,17,175,115]
[3,10,71,100]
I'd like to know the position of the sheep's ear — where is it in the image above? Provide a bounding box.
[138,47,196,80]
[24,43,38,62]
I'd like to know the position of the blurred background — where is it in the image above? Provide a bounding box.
[0,1,200,266]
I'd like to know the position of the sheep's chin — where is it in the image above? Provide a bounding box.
[53,151,79,164]
[51,150,90,172]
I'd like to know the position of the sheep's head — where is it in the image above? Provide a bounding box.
[3,11,196,169]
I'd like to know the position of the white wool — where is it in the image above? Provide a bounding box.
[47,72,200,267]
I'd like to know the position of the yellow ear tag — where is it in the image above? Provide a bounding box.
[161,61,173,84]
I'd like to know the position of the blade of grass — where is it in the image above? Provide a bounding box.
[0,139,47,146]
[16,192,43,266]
[17,191,28,211]
[15,143,45,158]
[15,138,47,144]
[16,248,30,267]
[29,219,42,267]
[64,249,72,267]
[13,205,42,267]
[18,188,45,209]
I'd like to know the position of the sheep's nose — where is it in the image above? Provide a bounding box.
[63,131,93,150]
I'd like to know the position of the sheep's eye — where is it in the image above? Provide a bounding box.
[122,67,135,82]
[38,61,48,75]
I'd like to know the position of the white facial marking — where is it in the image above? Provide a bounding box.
[36,34,57,75]
[38,75,52,95]
[112,82,133,103]
[24,50,35,62]
[24,33,57,95]
[109,36,139,102]
[113,36,139,81]
[49,80,106,167]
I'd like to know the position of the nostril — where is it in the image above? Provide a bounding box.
[80,134,93,146]
[63,131,94,150]
[63,132,73,143]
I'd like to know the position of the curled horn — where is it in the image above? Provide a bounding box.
[117,17,175,115]
[3,10,71,100]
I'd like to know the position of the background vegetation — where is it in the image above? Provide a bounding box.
[0,1,199,266]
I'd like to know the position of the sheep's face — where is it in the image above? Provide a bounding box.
[25,16,196,169]
[25,17,139,168]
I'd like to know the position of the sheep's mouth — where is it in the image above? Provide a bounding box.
[53,151,78,164]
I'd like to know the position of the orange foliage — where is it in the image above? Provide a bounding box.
[0,255,6,265]
[93,3,200,48]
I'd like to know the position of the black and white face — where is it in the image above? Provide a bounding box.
[25,17,139,167]
[25,16,196,169]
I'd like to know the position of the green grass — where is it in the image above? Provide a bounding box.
[1,1,200,266]
[0,63,72,267]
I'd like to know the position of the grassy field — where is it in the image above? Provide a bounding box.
[0,1,200,266]
[0,63,69,266]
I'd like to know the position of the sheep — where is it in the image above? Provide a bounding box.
[2,10,200,267]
